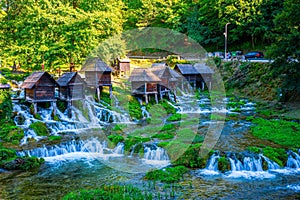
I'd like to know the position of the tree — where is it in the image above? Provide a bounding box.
[268,0,300,101]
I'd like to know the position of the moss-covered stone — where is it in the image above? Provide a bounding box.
[218,156,230,173]
[144,165,188,183]
[29,121,50,136]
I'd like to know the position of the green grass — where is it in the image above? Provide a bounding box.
[144,166,188,183]
[251,118,300,148]
[63,185,147,200]
[29,121,50,136]
[108,134,124,145]
[48,135,62,141]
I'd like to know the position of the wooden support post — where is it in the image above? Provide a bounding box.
[201,82,205,91]
[173,90,177,102]
[67,100,72,118]
[97,87,101,102]
[145,94,148,104]
[109,85,113,98]
[155,94,158,104]
[209,82,212,90]
[167,91,171,100]
[33,102,38,114]
[160,92,163,100]
[52,101,57,116]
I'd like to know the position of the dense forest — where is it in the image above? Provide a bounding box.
[0,0,299,99]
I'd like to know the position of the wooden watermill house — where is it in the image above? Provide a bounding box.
[174,63,214,90]
[56,72,85,116]
[150,63,182,101]
[193,63,214,90]
[81,58,113,101]
[117,58,131,77]
[129,68,161,104]
[21,71,57,114]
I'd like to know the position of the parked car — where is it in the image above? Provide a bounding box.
[214,52,225,59]
[243,51,264,59]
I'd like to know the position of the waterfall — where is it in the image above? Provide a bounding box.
[287,151,300,168]
[205,153,219,171]
[141,106,150,118]
[143,145,169,161]
[261,155,281,170]
[17,138,124,158]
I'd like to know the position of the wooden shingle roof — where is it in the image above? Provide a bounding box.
[174,64,197,75]
[81,58,112,72]
[150,66,181,81]
[151,62,168,68]
[57,72,84,87]
[175,63,214,75]
[21,72,56,89]
[193,63,214,74]
[129,68,161,82]
[0,84,10,89]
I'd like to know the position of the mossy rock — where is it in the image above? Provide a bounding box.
[1,156,44,171]
[29,121,50,136]
[218,156,230,173]
[144,165,188,183]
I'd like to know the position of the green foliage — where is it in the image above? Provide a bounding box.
[169,142,210,168]
[262,147,288,168]
[0,89,12,120]
[18,157,45,171]
[144,166,188,183]
[247,146,262,154]
[57,100,67,113]
[151,132,174,140]
[108,135,124,145]
[29,122,49,137]
[251,118,300,148]
[0,122,24,144]
[124,136,150,152]
[166,113,181,122]
[128,96,142,120]
[48,135,62,141]
[158,100,176,115]
[112,124,127,132]
[0,146,16,161]
[218,156,230,173]
[63,185,147,200]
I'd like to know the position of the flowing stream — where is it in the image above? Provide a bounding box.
[1,92,300,199]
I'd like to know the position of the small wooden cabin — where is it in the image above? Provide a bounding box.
[117,58,131,76]
[193,63,214,90]
[81,58,113,101]
[57,72,85,101]
[57,72,85,117]
[174,64,198,88]
[21,72,57,114]
[129,68,161,104]
[174,63,214,90]
[150,64,182,101]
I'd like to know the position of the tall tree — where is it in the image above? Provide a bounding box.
[268,0,300,101]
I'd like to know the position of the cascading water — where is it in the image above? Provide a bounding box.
[287,151,300,168]
[143,144,170,166]
[17,138,124,160]
[199,150,300,179]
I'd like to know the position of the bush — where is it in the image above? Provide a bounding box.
[124,136,150,152]
[63,185,146,200]
[29,121,50,136]
[108,135,124,145]
[251,118,300,148]
[0,122,24,144]
[144,166,188,183]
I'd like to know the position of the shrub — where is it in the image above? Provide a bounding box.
[144,166,188,183]
[48,135,62,141]
[108,135,124,145]
[29,122,50,136]
[63,185,146,200]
